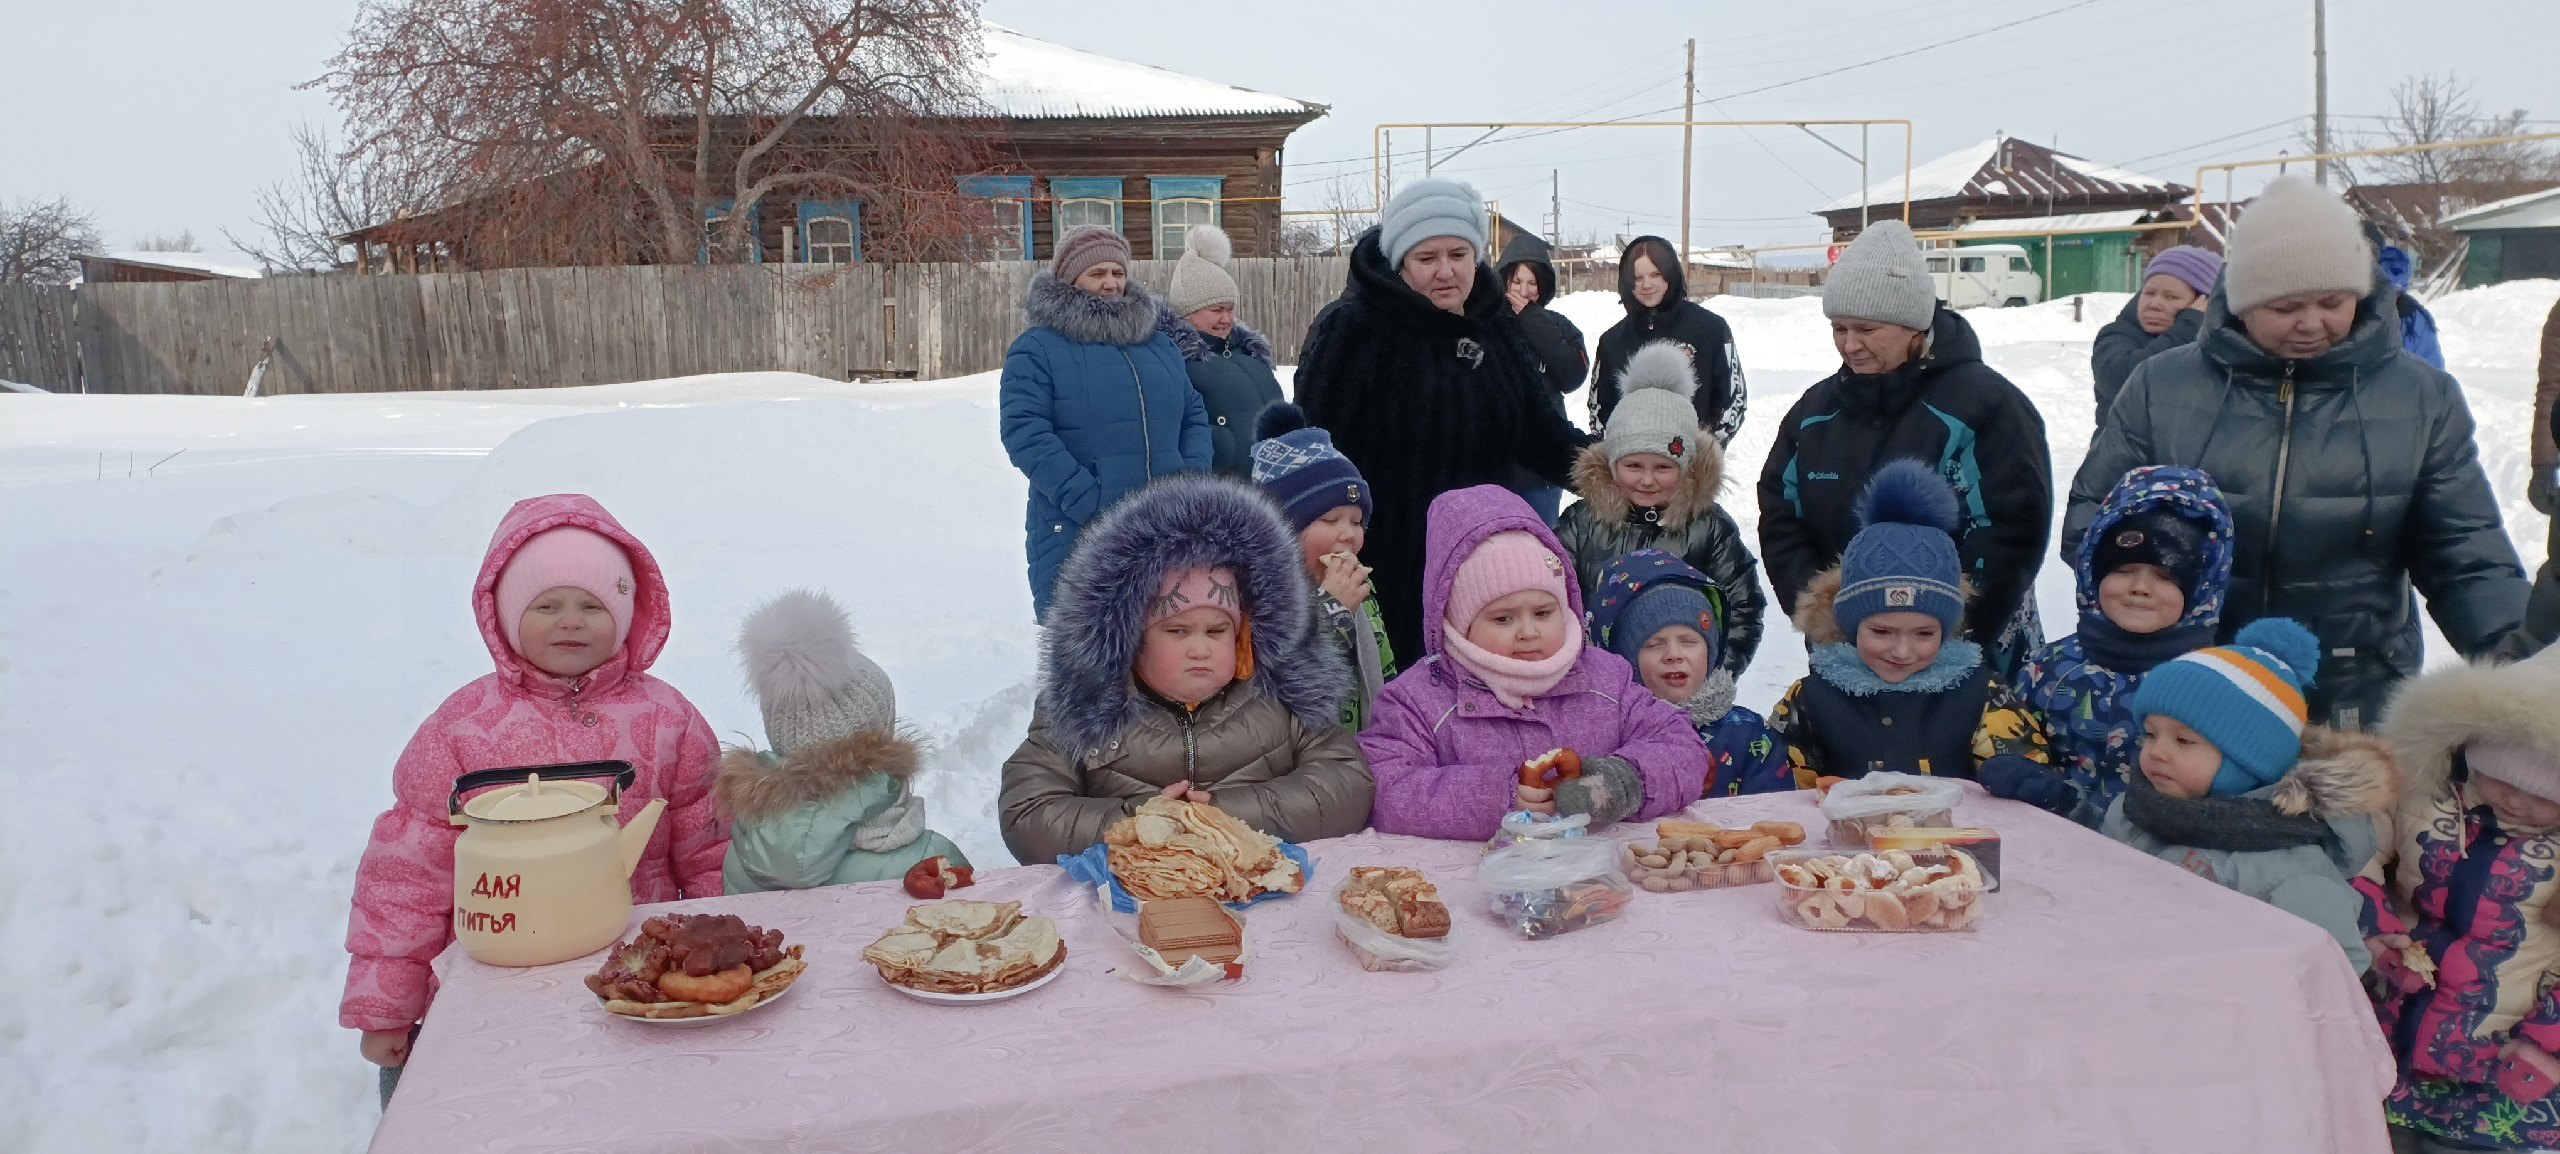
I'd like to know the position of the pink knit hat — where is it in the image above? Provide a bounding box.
[1444,531,1571,630]
[2468,742,2560,806]
[495,526,636,657]
[1148,565,1243,626]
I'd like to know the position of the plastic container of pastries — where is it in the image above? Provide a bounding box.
[1621,819,1808,892]
[1770,846,1988,932]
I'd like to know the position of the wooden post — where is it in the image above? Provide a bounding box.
[1679,38,1697,268]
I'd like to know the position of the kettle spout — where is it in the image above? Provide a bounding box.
[618,797,669,879]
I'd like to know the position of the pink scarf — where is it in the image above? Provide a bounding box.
[1441,616,1584,709]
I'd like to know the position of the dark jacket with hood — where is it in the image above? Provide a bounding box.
[2014,466,2235,827]
[2092,295,2205,425]
[1756,304,2054,677]
[998,475,1373,865]
[1295,226,1592,660]
[999,278,1213,617]
[2065,274,2527,729]
[1586,550,1792,797]
[1554,433,1766,675]
[1157,305,1282,478]
[1496,233,1591,396]
[1591,236,1747,445]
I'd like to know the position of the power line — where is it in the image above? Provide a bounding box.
[1701,0,2108,103]
[2108,118,2306,168]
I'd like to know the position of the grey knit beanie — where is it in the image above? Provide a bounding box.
[1053,224,1133,284]
[1167,223,1240,316]
[736,590,897,755]
[1822,219,1939,332]
[1377,178,1486,268]
[2223,176,2374,315]
[1601,341,1703,465]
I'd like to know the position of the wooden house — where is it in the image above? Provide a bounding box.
[343,24,1325,271]
[2443,187,2560,285]
[78,251,264,284]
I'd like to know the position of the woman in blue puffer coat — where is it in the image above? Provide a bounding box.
[1000,225,1212,617]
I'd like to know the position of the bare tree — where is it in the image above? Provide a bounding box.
[2323,72,2559,187]
[1292,174,1376,254]
[318,0,992,268]
[0,197,104,285]
[131,229,202,252]
[225,121,432,272]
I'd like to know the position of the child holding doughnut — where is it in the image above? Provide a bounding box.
[1986,466,2234,827]
[2363,645,2560,1150]
[1588,549,1791,797]
[998,473,1374,865]
[341,495,728,1104]
[1768,461,2049,783]
[1361,485,1707,841]
[2101,618,2391,972]
[1250,404,1397,731]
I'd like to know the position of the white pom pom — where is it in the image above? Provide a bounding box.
[1621,340,1698,398]
[1185,223,1232,266]
[737,589,858,714]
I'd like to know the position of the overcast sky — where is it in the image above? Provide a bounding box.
[4,0,2552,254]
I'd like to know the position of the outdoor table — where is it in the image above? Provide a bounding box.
[371,786,2394,1152]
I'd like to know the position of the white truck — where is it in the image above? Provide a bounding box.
[1923,245,2043,309]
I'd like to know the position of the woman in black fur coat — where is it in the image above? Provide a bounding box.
[1293,179,1590,659]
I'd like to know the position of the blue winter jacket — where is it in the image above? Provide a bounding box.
[1700,704,1793,797]
[2380,246,2446,371]
[2014,466,2234,826]
[999,278,1212,615]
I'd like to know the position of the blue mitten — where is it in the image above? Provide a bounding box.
[1979,755,2075,817]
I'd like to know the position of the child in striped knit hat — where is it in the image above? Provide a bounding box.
[2102,618,2397,973]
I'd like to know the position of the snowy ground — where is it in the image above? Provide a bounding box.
[4,283,2556,1152]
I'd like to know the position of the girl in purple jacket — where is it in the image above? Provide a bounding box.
[1359,485,1709,841]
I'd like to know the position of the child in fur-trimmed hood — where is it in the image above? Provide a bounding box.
[1768,460,2051,784]
[998,473,1374,865]
[2365,644,2560,1150]
[716,590,968,891]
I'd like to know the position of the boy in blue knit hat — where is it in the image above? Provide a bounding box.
[1769,460,2050,782]
[1252,404,1396,730]
[2101,618,2395,972]
[1589,549,1791,796]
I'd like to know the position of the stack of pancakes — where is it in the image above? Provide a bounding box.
[862,900,1066,994]
[1104,797,1303,903]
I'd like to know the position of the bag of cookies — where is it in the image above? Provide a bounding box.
[1477,825,1631,940]
[1332,865,1458,972]
[1820,773,1964,845]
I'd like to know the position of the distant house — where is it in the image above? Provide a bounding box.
[343,23,1325,271]
[78,251,263,284]
[2442,187,2560,286]
[1811,137,2192,297]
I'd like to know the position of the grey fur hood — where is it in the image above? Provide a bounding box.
[1157,304,1274,366]
[1024,275,1168,347]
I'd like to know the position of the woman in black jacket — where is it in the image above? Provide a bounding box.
[1497,232,1590,525]
[2090,246,2219,425]
[1295,178,1590,659]
[1591,235,1746,446]
[1757,221,2053,679]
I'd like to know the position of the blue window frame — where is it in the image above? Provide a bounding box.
[795,200,862,263]
[1149,176,1224,259]
[1048,177,1124,235]
[958,174,1035,261]
[700,199,763,264]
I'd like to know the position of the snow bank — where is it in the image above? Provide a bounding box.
[4,286,2555,1152]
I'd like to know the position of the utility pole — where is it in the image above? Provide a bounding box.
[2313,0,2329,183]
[1680,38,1697,265]
[1550,169,1562,242]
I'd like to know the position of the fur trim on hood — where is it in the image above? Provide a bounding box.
[1024,275,1168,348]
[1788,565,1977,646]
[1156,303,1274,366]
[1568,435,1726,532]
[1038,473,1347,755]
[2384,646,2560,803]
[2267,725,2400,819]
[715,727,924,824]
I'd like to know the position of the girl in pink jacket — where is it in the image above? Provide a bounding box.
[1360,485,1709,841]
[341,495,726,1095]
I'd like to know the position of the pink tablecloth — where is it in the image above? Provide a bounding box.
[371,788,2394,1153]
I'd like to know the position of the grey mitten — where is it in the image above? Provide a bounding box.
[1553,755,1643,827]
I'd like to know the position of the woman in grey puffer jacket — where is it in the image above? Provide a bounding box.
[2065,176,2527,729]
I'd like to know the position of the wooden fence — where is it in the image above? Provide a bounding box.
[4,257,1352,395]
[0,284,78,389]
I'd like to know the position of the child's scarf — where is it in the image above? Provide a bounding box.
[2119,768,2331,852]
[2078,613,2214,675]
[1442,616,1583,709]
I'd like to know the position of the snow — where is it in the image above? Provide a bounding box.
[974,24,1319,120]
[7,282,2558,1152]
[1951,211,2150,235]
[89,250,265,279]
[1818,138,2001,213]
[2442,186,2560,232]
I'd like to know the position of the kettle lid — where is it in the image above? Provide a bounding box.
[461,773,610,822]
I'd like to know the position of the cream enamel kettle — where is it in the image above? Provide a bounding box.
[448,761,665,967]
